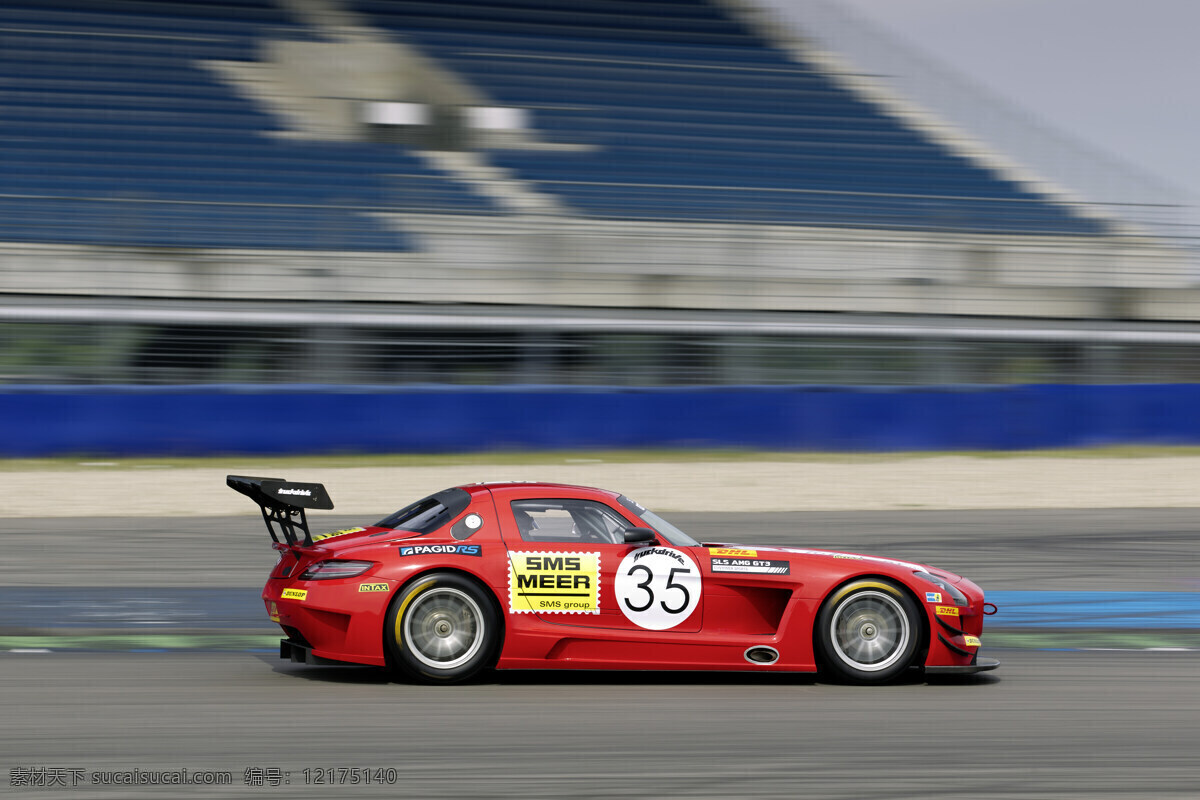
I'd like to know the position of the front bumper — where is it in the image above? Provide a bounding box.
[922,576,998,672]
[925,656,1000,675]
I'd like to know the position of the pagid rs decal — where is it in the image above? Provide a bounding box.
[509,552,600,614]
[710,557,790,575]
[398,544,482,557]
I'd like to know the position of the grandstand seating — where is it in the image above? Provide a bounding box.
[0,0,1105,251]
[353,0,1105,234]
[0,0,496,249]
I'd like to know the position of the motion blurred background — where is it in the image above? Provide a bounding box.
[1,0,1197,456]
[4,6,1200,797]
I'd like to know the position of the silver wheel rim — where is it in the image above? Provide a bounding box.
[403,587,485,670]
[829,590,910,672]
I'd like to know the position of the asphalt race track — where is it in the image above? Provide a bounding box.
[3,651,1197,799]
[2,510,1199,798]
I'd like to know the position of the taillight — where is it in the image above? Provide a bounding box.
[298,560,374,580]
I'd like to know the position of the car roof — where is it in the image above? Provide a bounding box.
[459,481,620,499]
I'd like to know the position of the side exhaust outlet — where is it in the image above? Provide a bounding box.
[744,646,779,665]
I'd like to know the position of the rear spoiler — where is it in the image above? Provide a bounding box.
[227,475,334,548]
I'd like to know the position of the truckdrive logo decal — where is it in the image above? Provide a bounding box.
[276,488,312,497]
[398,544,482,557]
[509,552,600,614]
[710,557,790,575]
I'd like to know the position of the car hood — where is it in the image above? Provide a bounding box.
[707,543,963,584]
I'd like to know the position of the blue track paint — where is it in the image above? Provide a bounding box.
[0,588,270,630]
[985,591,1200,628]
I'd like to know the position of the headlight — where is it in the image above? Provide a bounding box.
[298,560,374,580]
[913,571,969,606]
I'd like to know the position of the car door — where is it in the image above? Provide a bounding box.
[491,486,703,633]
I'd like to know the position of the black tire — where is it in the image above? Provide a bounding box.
[385,572,500,683]
[815,578,921,684]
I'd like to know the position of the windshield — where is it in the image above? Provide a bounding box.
[616,495,701,548]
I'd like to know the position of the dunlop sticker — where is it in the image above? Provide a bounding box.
[313,527,365,542]
[708,547,757,558]
[935,605,960,617]
[281,588,307,601]
[358,582,389,593]
[509,551,600,614]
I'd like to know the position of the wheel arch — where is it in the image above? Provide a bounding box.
[381,567,507,670]
[812,573,930,671]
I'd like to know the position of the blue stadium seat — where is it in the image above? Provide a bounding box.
[0,0,1106,247]
[352,0,1104,234]
[0,0,498,249]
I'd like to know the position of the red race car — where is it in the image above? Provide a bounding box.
[229,476,998,684]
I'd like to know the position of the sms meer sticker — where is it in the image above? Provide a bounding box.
[509,552,600,614]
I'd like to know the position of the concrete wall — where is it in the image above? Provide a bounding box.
[0,218,1192,320]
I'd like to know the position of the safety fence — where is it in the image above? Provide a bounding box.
[4,383,1200,457]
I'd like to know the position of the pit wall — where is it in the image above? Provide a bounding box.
[4,384,1200,457]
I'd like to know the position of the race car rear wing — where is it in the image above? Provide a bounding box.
[227,475,334,548]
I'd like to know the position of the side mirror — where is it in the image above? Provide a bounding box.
[623,527,657,544]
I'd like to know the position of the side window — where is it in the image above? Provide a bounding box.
[510,499,631,544]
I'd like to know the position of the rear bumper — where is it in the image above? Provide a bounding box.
[925,657,1000,675]
[279,638,361,667]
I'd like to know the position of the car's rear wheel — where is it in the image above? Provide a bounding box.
[385,573,499,683]
[816,578,921,684]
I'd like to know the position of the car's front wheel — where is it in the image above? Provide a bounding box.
[815,578,921,684]
[385,573,499,683]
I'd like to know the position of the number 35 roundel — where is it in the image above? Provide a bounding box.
[614,546,702,630]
